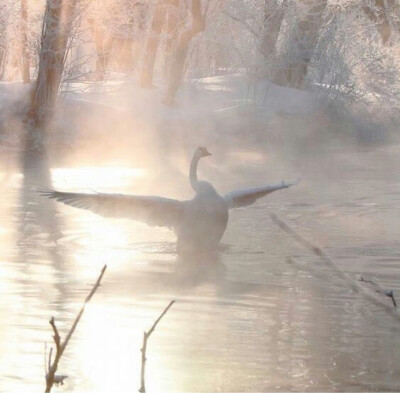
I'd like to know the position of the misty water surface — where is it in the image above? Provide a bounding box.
[1,133,400,392]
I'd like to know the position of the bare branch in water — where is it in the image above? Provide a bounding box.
[44,343,49,375]
[49,318,61,352]
[359,276,397,308]
[45,264,107,393]
[271,214,400,320]
[139,300,175,393]
[48,347,52,374]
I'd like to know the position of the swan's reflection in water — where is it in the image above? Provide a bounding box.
[103,245,227,298]
[172,249,226,287]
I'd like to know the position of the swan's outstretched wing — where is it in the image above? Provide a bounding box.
[224,180,299,209]
[40,190,183,228]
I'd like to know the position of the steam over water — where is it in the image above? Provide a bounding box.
[0,0,400,389]
[1,127,400,392]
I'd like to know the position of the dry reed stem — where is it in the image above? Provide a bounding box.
[45,264,107,393]
[139,300,175,393]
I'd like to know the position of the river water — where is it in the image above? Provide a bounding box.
[1,130,400,393]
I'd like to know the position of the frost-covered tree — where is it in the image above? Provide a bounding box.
[30,0,78,128]
[88,0,148,81]
[0,3,11,79]
[217,0,400,116]
[0,0,397,126]
[140,0,179,87]
[0,1,42,82]
[311,1,400,114]
[363,0,400,45]
[274,0,328,88]
[164,0,205,105]
[20,0,30,84]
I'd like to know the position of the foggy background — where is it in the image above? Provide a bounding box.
[0,1,400,392]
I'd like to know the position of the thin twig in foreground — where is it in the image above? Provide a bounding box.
[139,300,175,393]
[45,264,107,393]
[271,214,400,320]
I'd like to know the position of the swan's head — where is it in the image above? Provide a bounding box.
[195,146,211,158]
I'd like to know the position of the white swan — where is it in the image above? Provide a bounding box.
[41,147,298,253]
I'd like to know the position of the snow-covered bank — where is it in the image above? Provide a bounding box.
[0,74,397,158]
[62,73,322,123]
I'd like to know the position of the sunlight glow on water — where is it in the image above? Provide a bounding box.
[1,147,400,392]
[51,167,146,190]
[80,303,142,393]
[78,302,176,393]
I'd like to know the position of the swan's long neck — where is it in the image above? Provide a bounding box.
[190,153,201,190]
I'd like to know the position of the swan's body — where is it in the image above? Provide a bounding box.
[177,182,229,253]
[41,147,298,253]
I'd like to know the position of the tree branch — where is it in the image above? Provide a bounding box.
[45,264,107,393]
[271,214,400,320]
[139,300,175,393]
[49,317,61,353]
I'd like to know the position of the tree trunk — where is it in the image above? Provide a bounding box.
[260,0,286,58]
[140,1,168,87]
[273,0,327,88]
[164,0,205,105]
[257,0,286,78]
[0,15,7,80]
[29,0,77,129]
[20,0,30,84]
[87,18,113,81]
[119,38,135,72]
[363,0,398,45]
[0,46,6,80]
[164,0,180,79]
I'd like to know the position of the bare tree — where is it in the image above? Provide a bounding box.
[164,0,205,105]
[140,0,170,87]
[274,0,328,88]
[363,0,399,45]
[0,2,12,80]
[163,0,180,79]
[29,0,78,128]
[259,0,286,61]
[20,0,30,84]
[87,17,112,81]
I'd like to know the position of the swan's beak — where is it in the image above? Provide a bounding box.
[204,149,212,156]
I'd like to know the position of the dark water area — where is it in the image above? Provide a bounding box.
[1,124,400,392]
